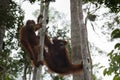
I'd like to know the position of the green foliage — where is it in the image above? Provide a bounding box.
[104,0,120,13]
[92,74,97,80]
[29,0,38,3]
[114,43,120,49]
[111,29,120,39]
[104,28,120,80]
[28,0,55,3]
[52,76,65,80]
[103,49,120,80]
[114,16,120,25]
[83,0,120,13]
[0,0,24,29]
[0,0,24,80]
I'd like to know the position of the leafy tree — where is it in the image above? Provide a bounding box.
[81,0,120,79]
[92,1,120,79]
[104,28,120,80]
[0,0,24,80]
[83,0,120,13]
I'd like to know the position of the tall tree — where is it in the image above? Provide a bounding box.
[70,0,92,80]
[0,0,9,53]
[0,26,5,52]
[0,0,24,80]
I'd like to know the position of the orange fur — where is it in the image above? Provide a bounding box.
[19,20,43,67]
[43,35,83,75]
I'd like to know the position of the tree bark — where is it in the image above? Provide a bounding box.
[0,26,5,51]
[32,1,50,80]
[0,0,9,80]
[70,0,84,80]
[70,0,92,80]
[0,0,8,51]
[78,0,92,80]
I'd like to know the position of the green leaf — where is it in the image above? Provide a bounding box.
[103,68,107,76]
[113,75,120,80]
[111,29,120,39]
[107,50,114,56]
[114,43,120,49]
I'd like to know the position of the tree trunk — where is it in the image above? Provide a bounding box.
[0,0,8,52]
[70,0,84,80]
[32,1,50,80]
[0,26,5,51]
[70,0,92,80]
[0,1,9,80]
[0,26,5,80]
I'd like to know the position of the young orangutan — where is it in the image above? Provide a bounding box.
[43,35,83,75]
[19,20,43,67]
[19,14,49,67]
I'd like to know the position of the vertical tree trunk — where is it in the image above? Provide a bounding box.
[0,1,9,80]
[0,26,5,51]
[0,0,8,51]
[32,1,50,80]
[77,0,92,80]
[70,0,92,80]
[70,0,84,80]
